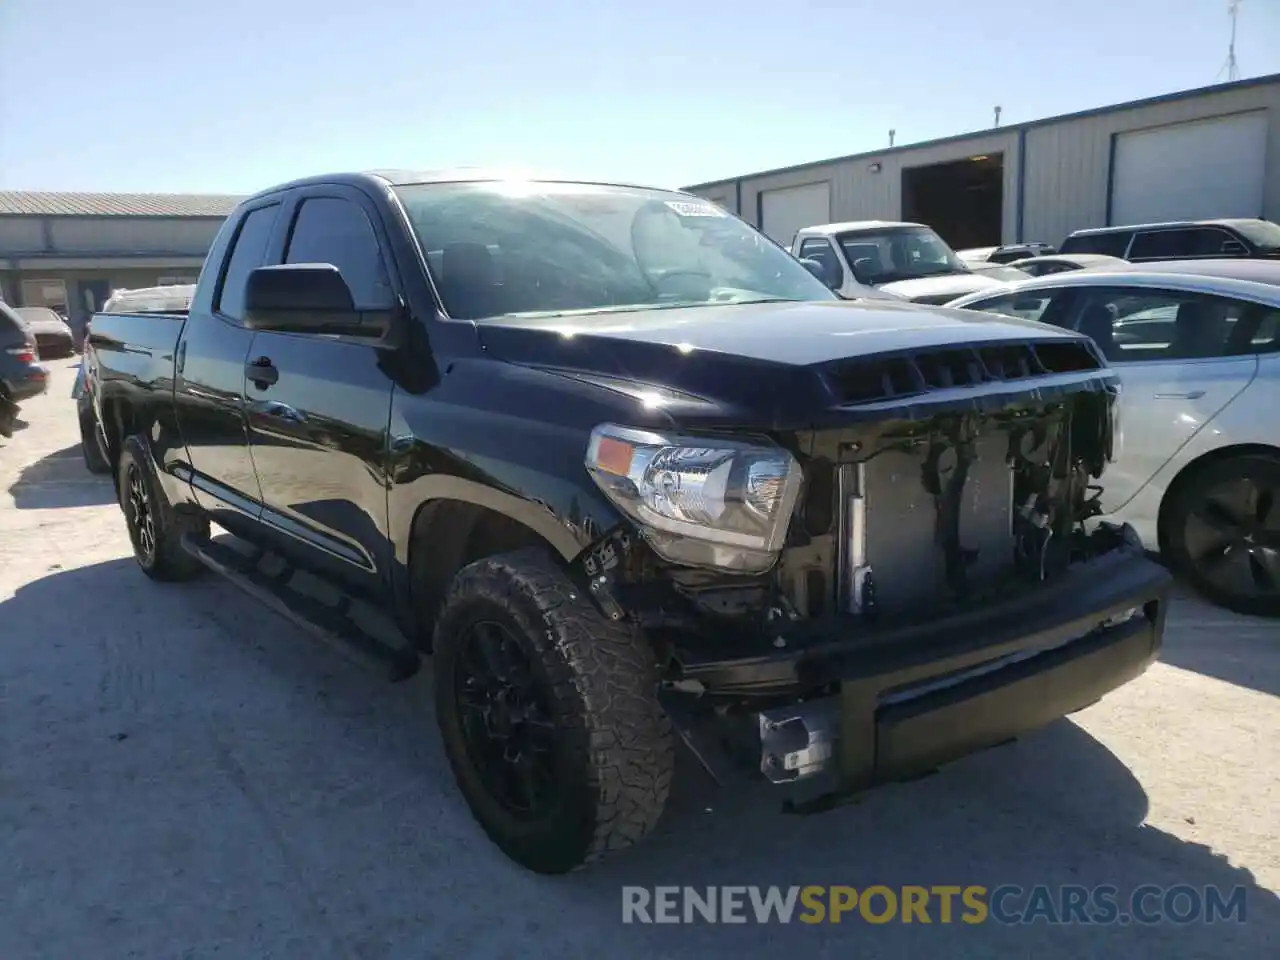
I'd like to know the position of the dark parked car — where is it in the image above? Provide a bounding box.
[1,301,48,436]
[960,242,1058,264]
[1060,218,1280,263]
[82,170,1171,874]
[1004,253,1129,277]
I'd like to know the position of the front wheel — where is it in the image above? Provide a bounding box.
[433,548,674,873]
[117,435,208,581]
[1165,454,1280,617]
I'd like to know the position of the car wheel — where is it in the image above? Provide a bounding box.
[79,405,111,474]
[117,435,208,581]
[433,547,674,873]
[1165,454,1280,617]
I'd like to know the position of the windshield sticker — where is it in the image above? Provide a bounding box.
[664,200,728,218]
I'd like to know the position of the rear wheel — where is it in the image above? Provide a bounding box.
[79,404,111,474]
[1165,455,1280,617]
[117,435,208,582]
[433,548,674,873]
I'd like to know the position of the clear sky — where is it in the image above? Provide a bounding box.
[2,0,1277,194]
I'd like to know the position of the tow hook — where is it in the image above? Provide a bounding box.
[758,698,840,783]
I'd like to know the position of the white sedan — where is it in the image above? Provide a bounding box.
[948,259,1280,617]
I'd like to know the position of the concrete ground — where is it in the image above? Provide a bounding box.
[1,360,1276,959]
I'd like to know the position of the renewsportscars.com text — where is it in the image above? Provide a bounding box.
[621,884,1249,925]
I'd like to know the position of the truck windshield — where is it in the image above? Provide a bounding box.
[392,181,836,321]
[834,226,970,285]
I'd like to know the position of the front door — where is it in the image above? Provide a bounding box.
[1064,287,1260,513]
[244,188,399,595]
[174,199,284,528]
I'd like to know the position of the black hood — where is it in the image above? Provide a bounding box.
[475,300,1109,430]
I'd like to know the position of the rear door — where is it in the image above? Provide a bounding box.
[176,199,283,524]
[243,186,400,595]
[1061,287,1260,512]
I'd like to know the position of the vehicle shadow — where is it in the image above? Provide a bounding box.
[1156,586,1279,697]
[7,443,116,509]
[1,559,1275,960]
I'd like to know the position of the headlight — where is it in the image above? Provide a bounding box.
[584,424,804,573]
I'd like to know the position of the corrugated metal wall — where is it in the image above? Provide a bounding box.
[47,216,223,255]
[1021,83,1280,245]
[0,217,46,253]
[688,79,1280,248]
[735,130,1021,241]
[0,216,225,256]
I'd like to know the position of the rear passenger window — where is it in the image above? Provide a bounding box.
[216,204,280,322]
[285,198,394,309]
[1071,290,1251,362]
[1251,309,1280,352]
[1062,232,1132,258]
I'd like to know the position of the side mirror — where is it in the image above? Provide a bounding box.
[1221,239,1248,256]
[243,264,398,343]
[1011,295,1045,312]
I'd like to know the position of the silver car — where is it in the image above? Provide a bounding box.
[15,306,76,358]
[948,259,1280,617]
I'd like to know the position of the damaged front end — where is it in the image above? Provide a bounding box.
[578,335,1170,808]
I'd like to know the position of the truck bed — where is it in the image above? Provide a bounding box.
[86,310,186,396]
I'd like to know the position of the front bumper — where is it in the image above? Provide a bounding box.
[663,543,1171,801]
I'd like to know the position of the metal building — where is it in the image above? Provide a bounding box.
[683,74,1280,252]
[0,191,242,331]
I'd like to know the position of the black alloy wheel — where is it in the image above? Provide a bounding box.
[452,619,560,818]
[1173,457,1280,617]
[125,461,158,567]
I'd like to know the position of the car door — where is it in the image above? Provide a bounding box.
[175,199,284,527]
[242,187,401,595]
[1060,287,1260,512]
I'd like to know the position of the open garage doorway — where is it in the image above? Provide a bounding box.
[901,154,1003,249]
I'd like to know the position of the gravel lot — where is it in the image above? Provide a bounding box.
[1,360,1276,959]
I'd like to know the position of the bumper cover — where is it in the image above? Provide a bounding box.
[7,366,49,402]
[665,544,1171,800]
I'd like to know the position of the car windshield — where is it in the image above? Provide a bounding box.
[1233,219,1280,252]
[834,226,969,285]
[391,181,836,321]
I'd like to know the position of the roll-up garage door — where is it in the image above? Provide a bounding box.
[1111,112,1267,224]
[759,182,831,246]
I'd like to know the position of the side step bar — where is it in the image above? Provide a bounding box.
[181,534,420,682]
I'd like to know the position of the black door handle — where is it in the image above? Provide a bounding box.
[246,356,278,387]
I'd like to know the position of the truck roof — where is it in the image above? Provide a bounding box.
[799,221,925,236]
[238,169,687,207]
[1066,218,1271,237]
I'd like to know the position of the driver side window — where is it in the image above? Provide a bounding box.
[798,237,843,286]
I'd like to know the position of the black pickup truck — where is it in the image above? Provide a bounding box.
[83,170,1172,874]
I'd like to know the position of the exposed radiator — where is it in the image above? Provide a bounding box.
[838,428,1014,618]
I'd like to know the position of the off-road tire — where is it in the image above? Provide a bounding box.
[1164,453,1280,618]
[79,404,111,474]
[433,547,674,873]
[117,435,208,582]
